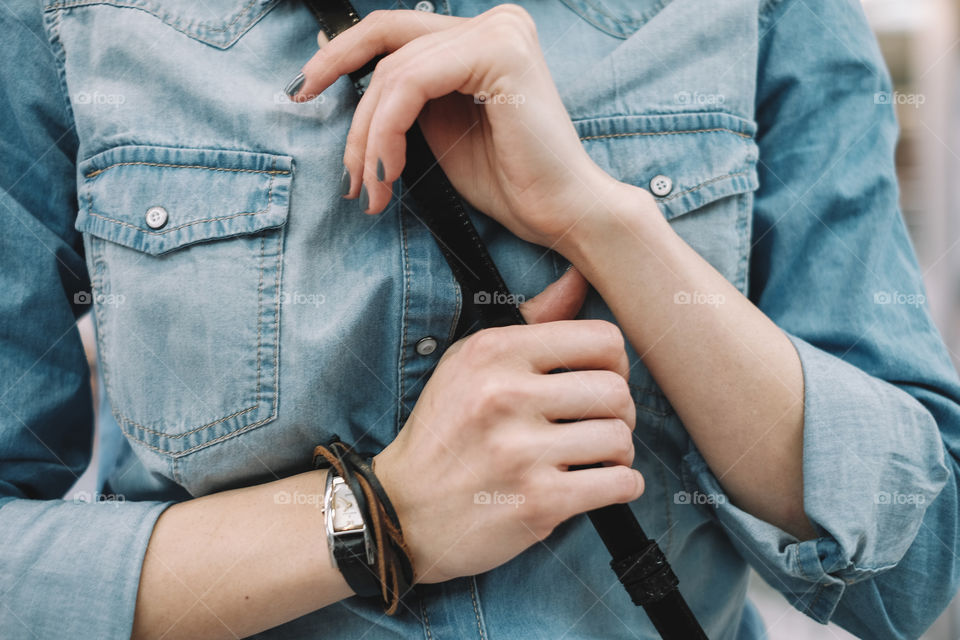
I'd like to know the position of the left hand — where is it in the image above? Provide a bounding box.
[291,5,632,249]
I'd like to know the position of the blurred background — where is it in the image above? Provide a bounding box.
[70,0,960,637]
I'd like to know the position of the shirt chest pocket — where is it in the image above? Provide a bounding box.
[76,145,293,456]
[576,111,759,295]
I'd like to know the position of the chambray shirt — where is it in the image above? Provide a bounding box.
[2,0,959,638]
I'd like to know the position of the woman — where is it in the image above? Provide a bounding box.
[1,0,958,638]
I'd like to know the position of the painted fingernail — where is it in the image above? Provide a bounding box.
[376,158,385,182]
[339,167,351,197]
[358,184,369,212]
[284,71,305,98]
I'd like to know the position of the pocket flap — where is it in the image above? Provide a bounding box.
[77,145,293,255]
[575,111,758,219]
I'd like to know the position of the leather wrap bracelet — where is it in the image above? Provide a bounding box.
[313,435,414,614]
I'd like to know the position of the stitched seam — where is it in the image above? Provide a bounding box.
[419,593,434,640]
[45,0,258,32]
[579,127,752,141]
[397,203,412,435]
[44,0,276,49]
[89,207,270,236]
[85,161,290,179]
[84,169,279,237]
[255,234,266,403]
[122,413,276,457]
[117,404,257,438]
[270,192,283,424]
[658,169,752,203]
[468,577,487,640]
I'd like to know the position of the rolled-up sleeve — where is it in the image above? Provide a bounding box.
[680,0,960,638]
[0,5,173,638]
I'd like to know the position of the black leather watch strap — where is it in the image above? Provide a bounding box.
[328,471,380,598]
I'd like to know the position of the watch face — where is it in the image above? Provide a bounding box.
[331,480,365,531]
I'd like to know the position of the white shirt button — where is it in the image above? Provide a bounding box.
[415,336,438,356]
[145,206,168,229]
[649,175,673,197]
[414,1,435,12]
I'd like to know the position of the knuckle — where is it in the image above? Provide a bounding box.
[484,4,537,51]
[366,9,391,23]
[487,4,536,31]
[462,327,506,362]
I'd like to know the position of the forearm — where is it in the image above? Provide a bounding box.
[560,179,815,539]
[132,468,353,639]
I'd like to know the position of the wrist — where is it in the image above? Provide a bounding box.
[555,176,666,270]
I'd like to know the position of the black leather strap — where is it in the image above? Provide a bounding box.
[343,448,414,594]
[332,518,381,598]
[331,473,382,598]
[305,2,707,637]
[314,442,381,598]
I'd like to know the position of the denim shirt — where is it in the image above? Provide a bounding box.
[2,0,959,638]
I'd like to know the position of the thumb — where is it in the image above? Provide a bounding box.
[518,266,589,324]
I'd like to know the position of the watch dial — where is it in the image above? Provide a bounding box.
[332,484,364,531]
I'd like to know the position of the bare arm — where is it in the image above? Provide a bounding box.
[561,180,816,540]
[132,468,352,639]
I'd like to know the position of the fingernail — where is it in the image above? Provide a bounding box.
[339,167,351,197]
[284,71,305,98]
[358,184,369,212]
[376,158,385,182]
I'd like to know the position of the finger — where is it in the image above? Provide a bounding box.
[519,267,589,325]
[539,418,635,468]
[494,320,629,378]
[341,76,384,202]
[292,10,466,100]
[531,370,635,427]
[550,465,645,520]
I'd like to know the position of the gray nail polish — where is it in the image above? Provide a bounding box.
[339,167,351,196]
[376,158,385,182]
[284,71,305,97]
[359,184,369,212]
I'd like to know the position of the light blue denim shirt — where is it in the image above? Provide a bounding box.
[2,0,959,638]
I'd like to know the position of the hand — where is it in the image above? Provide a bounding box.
[371,267,643,584]
[292,5,629,249]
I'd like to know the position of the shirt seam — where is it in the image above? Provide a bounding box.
[83,167,279,238]
[579,127,752,141]
[85,161,290,179]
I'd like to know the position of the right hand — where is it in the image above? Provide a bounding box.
[373,267,643,584]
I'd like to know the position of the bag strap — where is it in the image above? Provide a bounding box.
[303,3,708,637]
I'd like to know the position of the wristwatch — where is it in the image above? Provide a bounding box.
[323,470,379,597]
